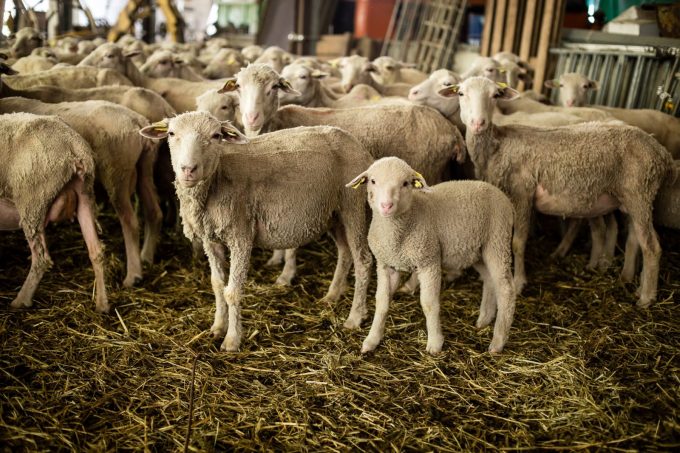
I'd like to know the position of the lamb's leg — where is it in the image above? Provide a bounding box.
[602,213,618,269]
[551,218,582,259]
[630,213,661,308]
[221,240,253,351]
[137,150,163,264]
[11,231,51,309]
[341,214,373,330]
[322,224,352,303]
[586,216,606,271]
[512,201,532,294]
[265,249,285,267]
[274,248,297,286]
[111,179,143,287]
[75,179,109,313]
[388,266,401,297]
[396,272,419,294]
[204,241,228,339]
[418,266,443,354]
[361,262,393,353]
[621,218,640,283]
[472,263,496,329]
[483,246,516,354]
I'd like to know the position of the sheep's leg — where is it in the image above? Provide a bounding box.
[221,240,253,351]
[388,267,401,297]
[265,249,285,267]
[361,262,393,353]
[512,200,532,294]
[602,213,618,269]
[621,218,640,283]
[341,216,373,330]
[137,152,163,264]
[11,231,51,309]
[586,216,606,271]
[75,178,109,313]
[111,178,143,287]
[472,263,496,329]
[274,248,297,286]
[630,214,661,308]
[204,241,228,339]
[396,272,419,295]
[322,224,351,303]
[418,265,443,354]
[485,250,515,354]
[551,218,582,259]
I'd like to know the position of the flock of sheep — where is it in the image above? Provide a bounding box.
[1,27,678,356]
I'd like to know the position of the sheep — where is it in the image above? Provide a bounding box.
[335,55,412,96]
[371,56,427,85]
[2,66,133,89]
[439,76,675,307]
[196,89,240,124]
[461,56,507,83]
[7,27,43,58]
[545,72,680,157]
[11,54,56,73]
[139,111,374,351]
[347,157,516,354]
[0,98,162,287]
[77,40,98,55]
[202,48,244,79]
[0,112,108,313]
[253,46,294,73]
[241,45,263,63]
[139,50,204,81]
[492,52,532,89]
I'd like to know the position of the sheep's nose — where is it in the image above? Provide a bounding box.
[181,165,197,177]
[245,112,260,124]
[472,119,486,129]
[408,89,419,100]
[565,99,575,107]
[380,202,394,211]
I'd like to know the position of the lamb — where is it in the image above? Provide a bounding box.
[139,50,204,81]
[5,27,43,58]
[335,55,412,96]
[11,54,57,73]
[371,56,427,85]
[241,45,263,63]
[545,72,680,157]
[461,56,507,83]
[253,46,294,73]
[492,52,531,89]
[439,76,675,307]
[347,157,516,354]
[0,98,162,287]
[139,111,374,351]
[0,113,108,313]
[2,66,133,89]
[202,48,244,79]
[196,89,240,124]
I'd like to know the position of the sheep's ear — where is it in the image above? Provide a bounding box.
[123,49,142,59]
[282,54,294,64]
[438,84,460,98]
[311,70,329,79]
[0,52,8,60]
[544,79,559,89]
[218,78,238,93]
[0,63,18,75]
[496,83,520,100]
[586,79,600,90]
[139,120,170,139]
[276,78,300,95]
[328,58,341,68]
[220,122,248,144]
[364,63,378,73]
[226,56,237,65]
[346,171,369,189]
[173,56,185,65]
[412,171,430,191]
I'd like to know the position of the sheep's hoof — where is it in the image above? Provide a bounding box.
[123,274,143,288]
[274,276,292,286]
[343,315,363,330]
[10,296,32,309]
[95,301,111,314]
[264,257,282,268]
[475,315,493,329]
[210,324,226,339]
[488,346,503,355]
[619,270,635,284]
[140,250,155,265]
[319,294,340,305]
[361,337,380,354]
[220,335,240,352]
[425,339,443,355]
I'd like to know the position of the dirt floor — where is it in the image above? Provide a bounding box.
[1,210,678,451]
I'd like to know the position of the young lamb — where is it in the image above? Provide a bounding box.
[439,76,675,307]
[140,111,374,351]
[0,98,162,287]
[253,46,294,73]
[2,66,133,89]
[202,48,244,79]
[139,50,204,81]
[241,45,263,63]
[545,72,680,158]
[347,157,515,354]
[371,56,427,85]
[0,113,108,312]
[335,55,413,96]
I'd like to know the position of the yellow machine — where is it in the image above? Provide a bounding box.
[108,0,185,43]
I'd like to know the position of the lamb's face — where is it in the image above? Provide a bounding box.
[545,73,597,107]
[195,90,239,123]
[337,55,377,93]
[139,112,247,188]
[253,47,292,73]
[462,57,505,84]
[143,51,177,78]
[439,77,519,134]
[203,49,243,79]
[241,45,263,63]
[372,56,402,85]
[346,157,429,218]
[89,43,127,72]
[409,69,461,117]
[11,28,42,58]
[279,63,324,105]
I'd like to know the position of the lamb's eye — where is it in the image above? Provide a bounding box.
[221,105,228,110]
[559,84,564,88]
[212,133,221,139]
[370,179,375,184]
[458,92,464,97]
[442,81,453,87]
[299,75,307,80]
[168,131,175,136]
[402,181,408,187]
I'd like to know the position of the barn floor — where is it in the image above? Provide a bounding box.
[1,210,678,451]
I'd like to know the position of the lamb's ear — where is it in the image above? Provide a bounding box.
[311,70,329,79]
[412,171,431,191]
[123,49,142,59]
[438,84,460,98]
[544,79,559,89]
[276,77,300,95]
[139,120,170,139]
[218,78,238,93]
[0,63,18,75]
[219,122,249,144]
[496,83,520,100]
[346,171,369,189]
[586,79,600,90]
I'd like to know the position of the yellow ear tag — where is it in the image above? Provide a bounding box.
[371,95,381,102]
[151,121,168,132]
[351,176,366,189]
[499,68,507,73]
[227,57,236,65]
[413,171,425,188]
[220,79,238,93]
[496,82,508,89]
[664,100,675,111]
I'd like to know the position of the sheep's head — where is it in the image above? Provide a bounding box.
[139,112,247,188]
[77,40,98,55]
[241,45,263,63]
[461,57,506,84]
[253,46,293,73]
[202,48,244,79]
[219,63,299,137]
[196,89,239,123]
[79,43,138,73]
[11,27,43,58]
[279,63,327,106]
[439,77,519,134]
[140,50,183,78]
[347,157,429,218]
[409,69,461,117]
[545,73,598,107]
[30,47,58,62]
[372,56,415,85]
[336,55,377,93]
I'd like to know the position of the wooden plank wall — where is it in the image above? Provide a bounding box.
[481,0,566,90]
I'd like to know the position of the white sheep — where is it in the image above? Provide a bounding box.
[335,55,412,96]
[0,113,108,312]
[347,157,515,354]
[241,45,263,63]
[140,111,374,351]
[3,66,132,89]
[371,56,427,85]
[253,46,294,73]
[439,77,675,307]
[202,48,244,79]
[139,50,204,81]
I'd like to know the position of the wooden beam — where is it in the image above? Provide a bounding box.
[480,0,495,56]
[503,0,519,53]
[490,0,507,56]
[535,0,557,90]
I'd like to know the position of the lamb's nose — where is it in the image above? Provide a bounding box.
[408,89,419,99]
[380,202,393,211]
[472,119,486,128]
[181,165,197,177]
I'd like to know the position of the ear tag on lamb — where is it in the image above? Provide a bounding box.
[496,82,508,89]
[351,176,367,189]
[220,79,238,93]
[151,121,168,132]
[412,171,425,188]
[499,68,507,74]
[227,57,236,65]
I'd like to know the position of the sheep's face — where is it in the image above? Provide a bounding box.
[346,157,429,218]
[142,51,178,78]
[196,90,239,123]
[409,69,461,117]
[241,45,263,63]
[86,43,128,73]
[462,57,505,84]
[545,73,598,107]
[439,77,519,134]
[139,112,248,188]
[373,56,414,85]
[253,47,293,73]
[337,55,377,93]
[203,49,243,79]
[220,64,299,137]
[11,27,43,58]
[279,63,327,105]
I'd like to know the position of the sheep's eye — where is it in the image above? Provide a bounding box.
[212,133,222,139]
[221,105,228,110]
[386,66,395,71]
[582,84,588,89]
[402,181,408,187]
[559,84,564,88]
[493,92,501,98]
[168,131,175,136]
[442,81,453,87]
[485,68,493,72]
[299,75,307,79]
[458,92,464,97]
[370,179,375,184]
